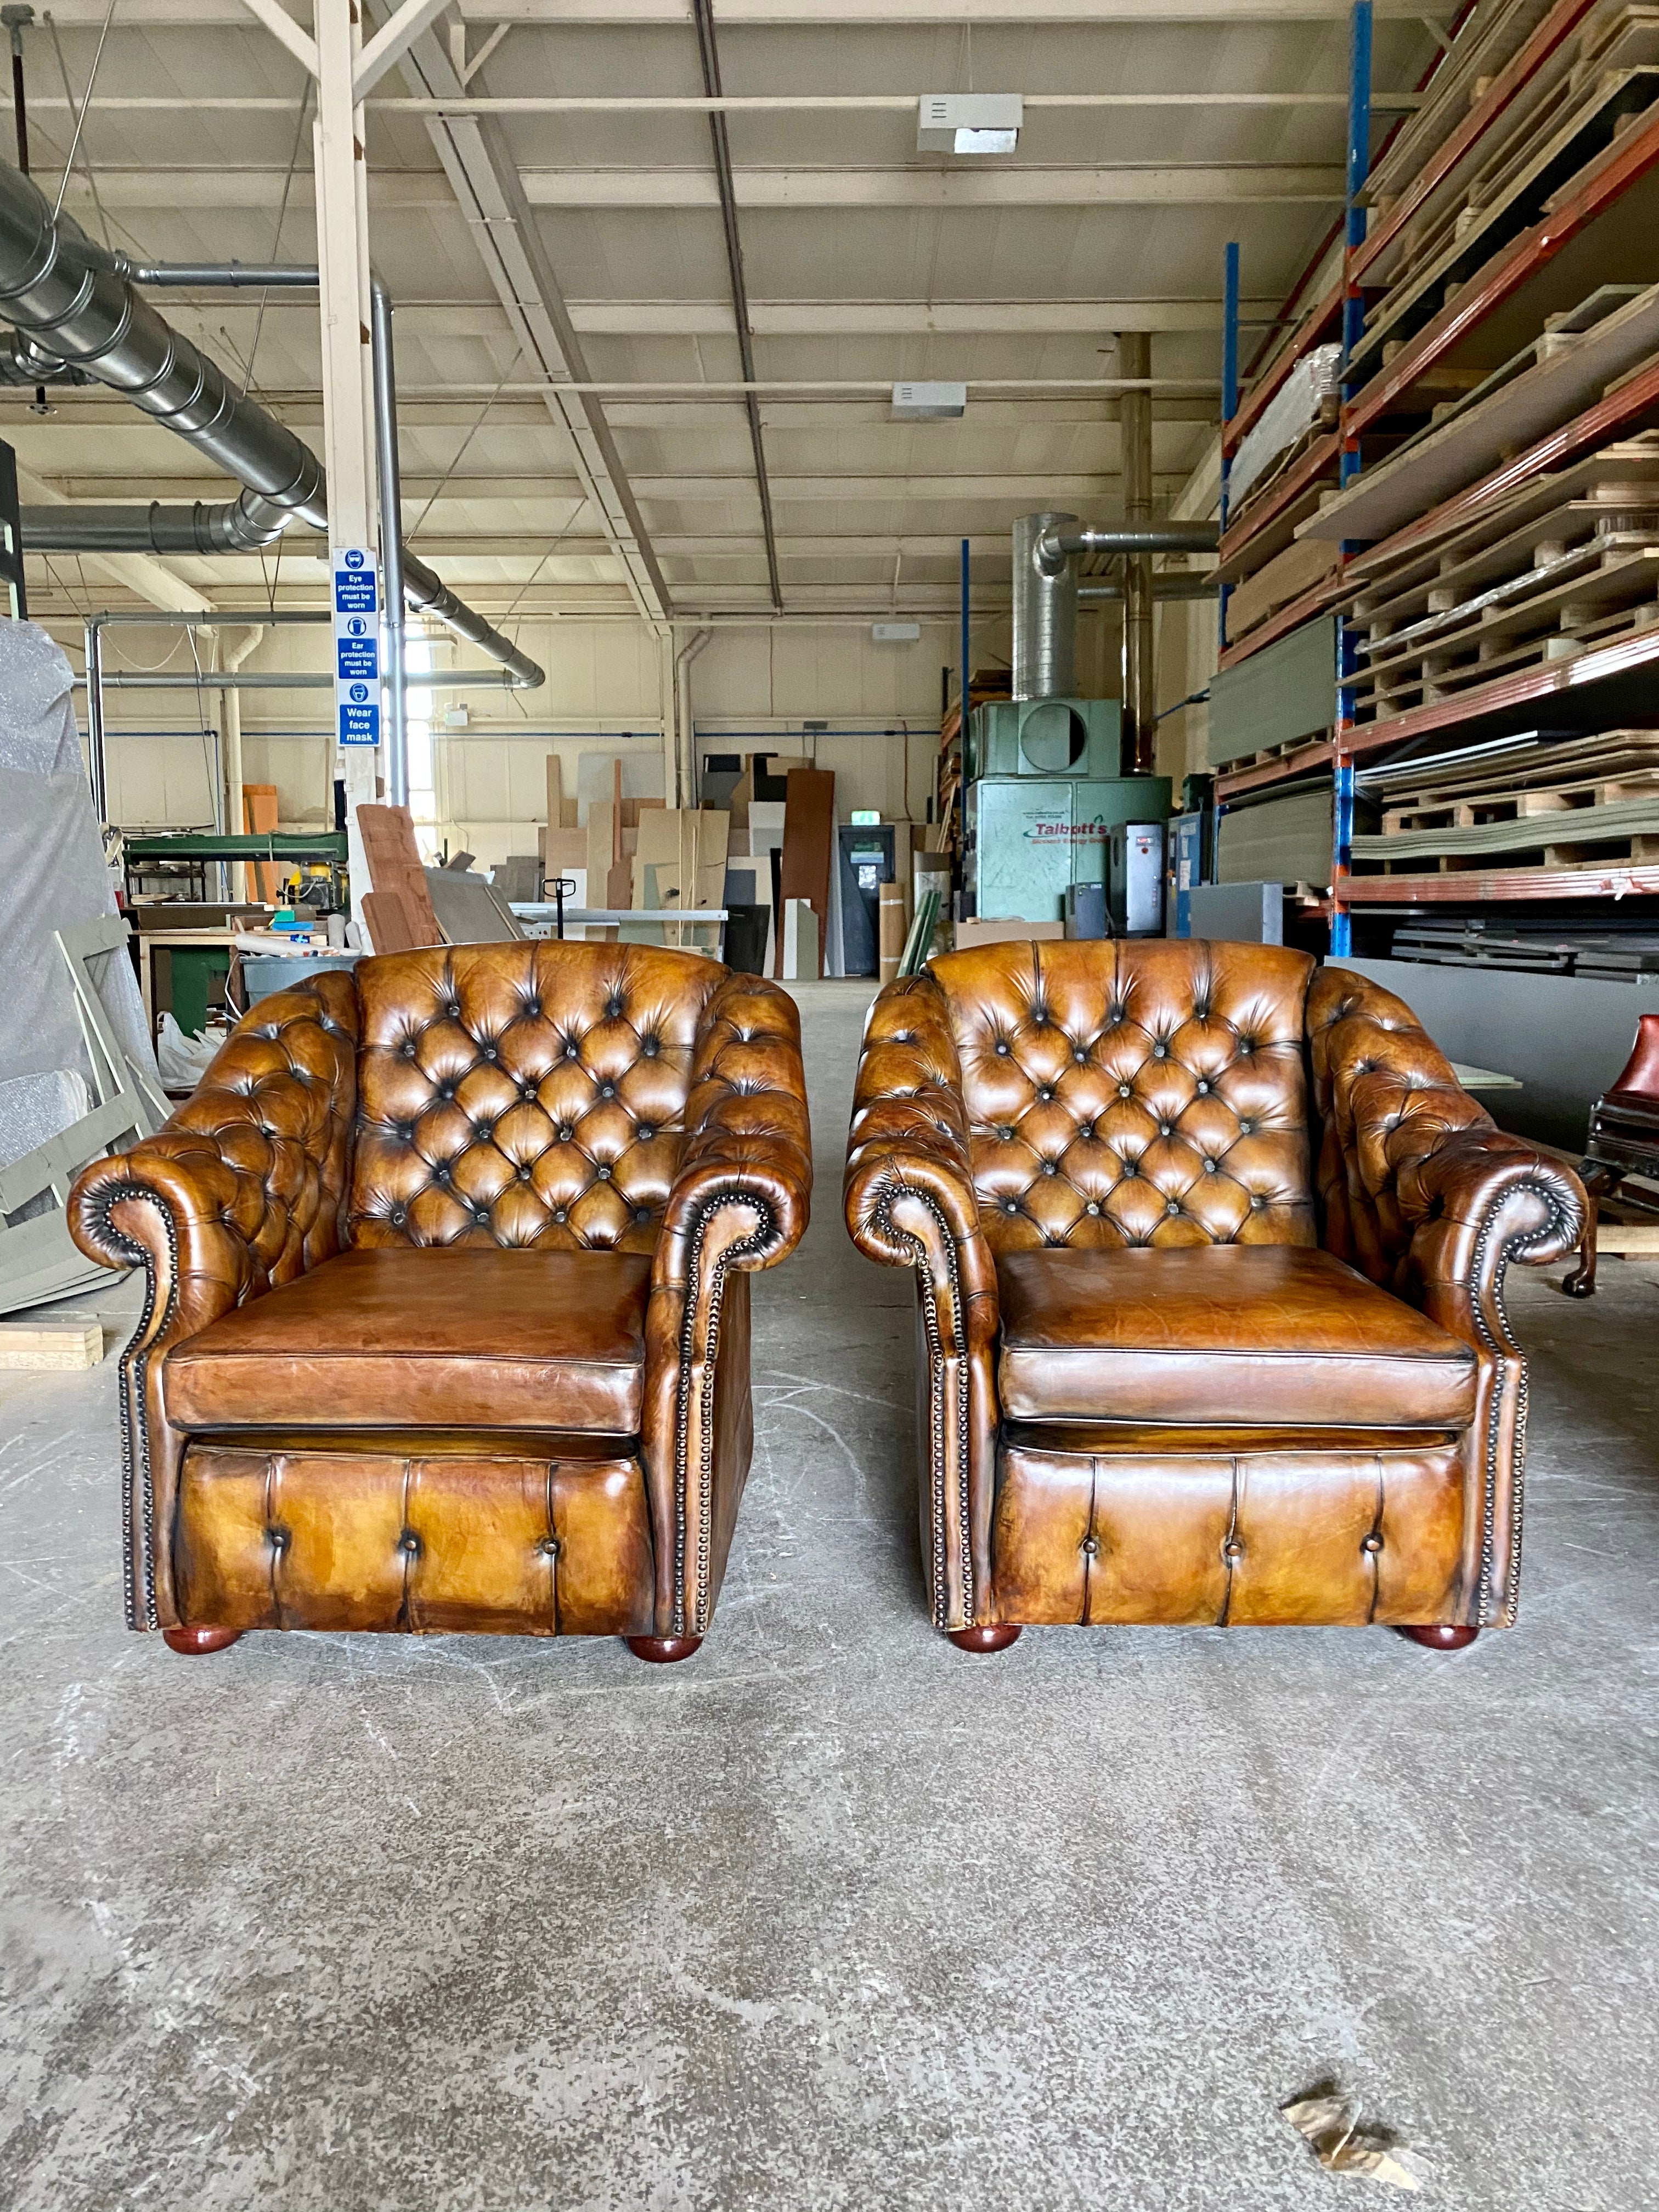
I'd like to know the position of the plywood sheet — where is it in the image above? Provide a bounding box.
[776,769,835,978]
[357,804,442,949]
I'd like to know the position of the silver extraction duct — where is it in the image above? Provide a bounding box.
[1011,509,1222,701]
[22,493,297,552]
[0,161,543,691]
[1011,510,1079,701]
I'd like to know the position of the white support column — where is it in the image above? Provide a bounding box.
[314,0,382,939]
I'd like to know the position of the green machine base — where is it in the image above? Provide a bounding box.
[965,775,1172,923]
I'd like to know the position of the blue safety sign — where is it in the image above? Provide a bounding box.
[339,701,381,746]
[332,545,382,750]
[334,569,378,616]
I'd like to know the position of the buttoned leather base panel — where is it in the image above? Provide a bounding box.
[997,1244,1476,1429]
[992,1436,1468,1626]
[174,1442,654,1636]
[165,1247,650,1434]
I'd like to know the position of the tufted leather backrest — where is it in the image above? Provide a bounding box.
[1306,964,1494,1283]
[348,942,725,1251]
[926,939,1318,1251]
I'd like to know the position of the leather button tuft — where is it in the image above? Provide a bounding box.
[402,1040,417,1059]
[1362,1533,1384,1555]
[267,1526,290,1551]
[1158,1121,1172,1137]
[998,1125,1015,1141]
[526,1001,542,1019]
[1081,1536,1099,1556]
[1073,1047,1088,1064]
[1165,1198,1180,1216]
[399,1531,421,1556]
[1223,1538,1245,1561]
[1118,1084,1132,1099]
[391,1206,407,1226]
[1152,1041,1168,1059]
[1196,1080,1210,1094]
[565,1041,580,1060]
[1239,1119,1254,1135]
[600,1082,616,1098]
[1204,1158,1218,1173]
[636,1125,654,1141]
[1002,1198,1019,1215]
[553,1207,568,1223]
[606,997,623,1018]
[1086,1201,1101,1216]
[518,1164,533,1180]
[445,1002,461,1019]
[635,1207,652,1224]
[558,1125,574,1142]
[596,1163,612,1180]
[994,1041,1010,1057]
[1041,1160,1058,1176]
[643,1038,660,1058]
[538,1536,560,1559]
[483,1044,498,1062]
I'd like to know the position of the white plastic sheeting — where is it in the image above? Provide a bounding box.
[0,621,157,1092]
[1229,342,1341,512]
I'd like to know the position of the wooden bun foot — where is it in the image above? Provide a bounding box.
[162,1626,242,1655]
[946,1624,1022,1654]
[1397,1624,1480,1652]
[624,1635,703,1664]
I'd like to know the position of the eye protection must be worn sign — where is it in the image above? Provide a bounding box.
[334,548,381,747]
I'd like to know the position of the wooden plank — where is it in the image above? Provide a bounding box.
[1346,105,1659,442]
[1214,738,1335,803]
[1594,1222,1659,1251]
[0,1319,103,1370]
[356,804,443,949]
[1223,274,1344,459]
[1339,859,1659,899]
[1355,0,1600,286]
[775,768,835,980]
[1224,532,1344,645]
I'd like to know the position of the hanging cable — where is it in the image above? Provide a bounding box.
[47,0,113,220]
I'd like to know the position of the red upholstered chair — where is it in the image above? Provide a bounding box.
[1564,1013,1659,1296]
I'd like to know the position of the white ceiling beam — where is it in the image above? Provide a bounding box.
[388,7,673,620]
[58,163,1344,211]
[354,0,454,99]
[230,0,317,76]
[18,0,1476,19]
[144,295,1275,336]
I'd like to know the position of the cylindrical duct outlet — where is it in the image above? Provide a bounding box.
[1011,509,1077,702]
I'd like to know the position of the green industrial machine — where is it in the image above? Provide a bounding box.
[966,774,1172,923]
[966,696,1121,782]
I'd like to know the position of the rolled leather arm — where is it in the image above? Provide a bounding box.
[1308,966,1585,1628]
[844,974,999,1632]
[645,972,812,1638]
[66,973,360,1631]
[1400,1127,1585,1333]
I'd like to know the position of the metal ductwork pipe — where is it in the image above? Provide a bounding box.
[1034,521,1221,572]
[22,492,294,553]
[1077,573,1219,603]
[0,164,544,690]
[0,328,90,384]
[1011,510,1079,701]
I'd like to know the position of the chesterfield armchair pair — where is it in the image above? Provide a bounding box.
[70,934,1581,1664]
[844,941,1584,1654]
[70,942,811,1662]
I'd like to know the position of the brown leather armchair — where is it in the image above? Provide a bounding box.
[844,941,1584,1653]
[70,942,811,1662]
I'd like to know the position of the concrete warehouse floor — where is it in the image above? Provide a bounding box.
[2,977,1656,2212]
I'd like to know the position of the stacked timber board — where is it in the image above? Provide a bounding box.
[1351,727,1659,872]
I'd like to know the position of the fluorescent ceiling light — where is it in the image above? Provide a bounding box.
[917,93,1023,155]
[892,381,967,420]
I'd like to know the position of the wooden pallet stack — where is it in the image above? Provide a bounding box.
[1213,0,1659,930]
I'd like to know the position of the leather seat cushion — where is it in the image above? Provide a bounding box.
[996,1244,1476,1428]
[166,1247,650,1434]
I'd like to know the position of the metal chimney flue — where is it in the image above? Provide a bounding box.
[1011,509,1077,701]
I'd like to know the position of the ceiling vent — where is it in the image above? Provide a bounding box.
[917,94,1023,155]
[891,381,967,420]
